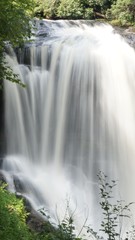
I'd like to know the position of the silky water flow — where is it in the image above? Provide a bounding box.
[2,21,135,235]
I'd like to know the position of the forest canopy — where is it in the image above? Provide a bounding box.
[34,0,135,26]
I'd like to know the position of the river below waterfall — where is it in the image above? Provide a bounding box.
[1,20,135,236]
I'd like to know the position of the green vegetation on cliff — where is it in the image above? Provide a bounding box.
[0,184,32,240]
[0,183,81,240]
[0,0,34,87]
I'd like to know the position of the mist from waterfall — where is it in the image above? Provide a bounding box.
[2,20,135,233]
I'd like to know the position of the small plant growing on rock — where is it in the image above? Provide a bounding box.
[87,171,134,240]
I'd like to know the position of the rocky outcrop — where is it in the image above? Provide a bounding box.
[114,26,135,48]
[0,171,6,185]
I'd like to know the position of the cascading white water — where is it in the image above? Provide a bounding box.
[2,20,135,234]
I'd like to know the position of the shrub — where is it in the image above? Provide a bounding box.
[108,0,135,26]
[34,0,60,19]
[0,184,32,240]
[57,0,83,19]
[87,172,134,240]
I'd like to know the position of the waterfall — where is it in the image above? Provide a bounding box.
[2,20,135,233]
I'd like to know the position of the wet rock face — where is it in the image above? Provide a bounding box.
[121,31,135,48]
[114,26,135,48]
[16,21,135,68]
[26,210,46,233]
[0,171,46,233]
[125,33,135,48]
[13,176,26,193]
[15,194,47,233]
[0,171,6,184]
[0,90,5,157]
[0,158,3,169]
[0,159,5,183]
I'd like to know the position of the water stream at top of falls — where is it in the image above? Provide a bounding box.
[2,20,135,235]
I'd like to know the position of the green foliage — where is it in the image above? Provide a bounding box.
[84,8,94,19]
[87,172,134,240]
[34,0,109,19]
[98,172,133,239]
[0,0,34,46]
[57,0,83,19]
[34,0,60,18]
[0,184,32,240]
[0,50,25,88]
[107,0,135,26]
[34,0,135,25]
[0,0,34,87]
[0,183,81,240]
[38,217,80,240]
[39,203,81,240]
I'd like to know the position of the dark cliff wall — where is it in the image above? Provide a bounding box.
[0,88,5,157]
